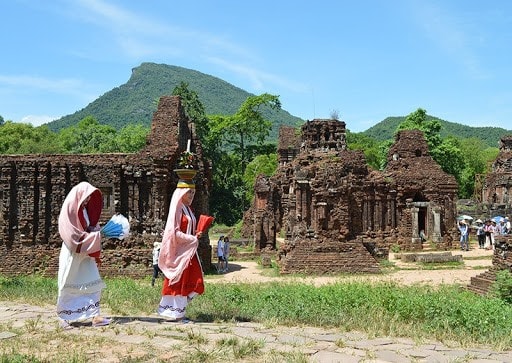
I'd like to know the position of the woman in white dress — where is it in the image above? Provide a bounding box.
[56,181,111,329]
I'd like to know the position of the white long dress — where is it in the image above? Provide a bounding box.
[56,209,106,322]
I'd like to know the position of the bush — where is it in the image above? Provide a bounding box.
[491,270,512,303]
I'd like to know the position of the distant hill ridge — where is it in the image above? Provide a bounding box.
[48,62,303,140]
[364,116,511,148]
[48,62,512,147]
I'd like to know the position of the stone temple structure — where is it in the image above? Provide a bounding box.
[468,134,512,295]
[481,135,512,216]
[243,119,459,274]
[0,96,212,277]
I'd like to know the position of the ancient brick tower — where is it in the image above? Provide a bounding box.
[243,119,458,274]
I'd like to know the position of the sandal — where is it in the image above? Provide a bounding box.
[180,318,194,324]
[92,317,111,327]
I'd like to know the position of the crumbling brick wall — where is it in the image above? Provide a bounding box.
[0,96,212,277]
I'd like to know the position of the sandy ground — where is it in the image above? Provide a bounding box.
[208,247,494,287]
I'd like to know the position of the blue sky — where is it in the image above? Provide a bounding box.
[1,0,511,133]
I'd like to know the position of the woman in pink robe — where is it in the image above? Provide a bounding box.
[157,183,204,322]
[56,181,111,328]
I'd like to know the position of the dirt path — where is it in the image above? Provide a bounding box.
[208,248,494,287]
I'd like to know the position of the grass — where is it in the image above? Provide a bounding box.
[1,272,512,351]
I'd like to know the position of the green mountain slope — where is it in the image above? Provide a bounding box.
[363,115,511,148]
[48,62,304,139]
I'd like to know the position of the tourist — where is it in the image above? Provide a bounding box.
[505,217,511,234]
[475,219,485,249]
[151,241,162,287]
[217,235,225,272]
[496,219,504,235]
[157,179,204,322]
[458,220,469,251]
[56,181,111,329]
[223,236,230,272]
[499,219,507,235]
[484,220,494,250]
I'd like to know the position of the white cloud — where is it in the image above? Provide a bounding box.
[19,115,58,127]
[207,56,309,94]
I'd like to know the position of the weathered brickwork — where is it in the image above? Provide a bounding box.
[0,96,212,277]
[467,135,512,294]
[481,135,512,215]
[243,120,459,274]
[468,235,512,295]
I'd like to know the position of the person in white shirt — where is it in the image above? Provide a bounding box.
[216,236,225,272]
[223,237,230,272]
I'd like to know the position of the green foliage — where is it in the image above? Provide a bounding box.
[57,116,117,154]
[243,153,278,202]
[346,130,387,170]
[210,93,280,172]
[208,94,281,222]
[209,151,244,225]
[396,108,442,149]
[0,121,63,154]
[172,81,210,145]
[113,124,149,153]
[491,270,512,304]
[430,136,465,179]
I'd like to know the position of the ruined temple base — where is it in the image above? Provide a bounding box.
[278,240,381,275]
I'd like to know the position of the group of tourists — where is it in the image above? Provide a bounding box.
[463,217,512,251]
[216,235,231,273]
[57,176,206,329]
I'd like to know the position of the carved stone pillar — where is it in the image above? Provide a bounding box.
[432,206,442,243]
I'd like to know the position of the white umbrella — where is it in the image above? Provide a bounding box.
[457,215,473,221]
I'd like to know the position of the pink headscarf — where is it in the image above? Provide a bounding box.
[58,181,103,254]
[158,187,198,284]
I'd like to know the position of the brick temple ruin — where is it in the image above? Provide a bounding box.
[481,135,512,214]
[243,119,459,274]
[468,135,512,295]
[0,96,213,277]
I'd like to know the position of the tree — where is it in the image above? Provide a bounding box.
[243,153,278,203]
[172,82,210,147]
[0,121,62,154]
[457,138,499,198]
[209,93,281,175]
[346,130,385,170]
[114,124,150,153]
[396,108,442,149]
[58,116,116,153]
[208,93,281,221]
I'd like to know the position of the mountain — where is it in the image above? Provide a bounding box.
[363,115,512,148]
[48,62,304,140]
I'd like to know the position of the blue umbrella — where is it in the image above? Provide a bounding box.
[492,216,505,223]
